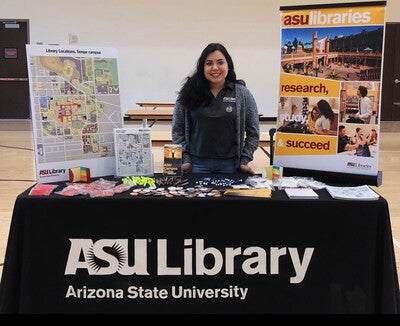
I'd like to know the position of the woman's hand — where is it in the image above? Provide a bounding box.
[307,125,316,133]
[182,163,192,173]
[240,164,255,174]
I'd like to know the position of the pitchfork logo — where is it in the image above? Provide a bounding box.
[86,241,127,272]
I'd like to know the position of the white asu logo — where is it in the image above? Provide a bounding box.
[65,239,149,275]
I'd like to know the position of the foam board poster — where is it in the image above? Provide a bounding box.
[26,44,123,183]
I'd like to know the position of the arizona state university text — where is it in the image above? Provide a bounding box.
[65,285,248,300]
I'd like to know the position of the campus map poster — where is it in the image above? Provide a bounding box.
[26,45,123,183]
[274,2,386,178]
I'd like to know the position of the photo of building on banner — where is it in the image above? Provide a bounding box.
[274,2,386,183]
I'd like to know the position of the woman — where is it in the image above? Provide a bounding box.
[354,127,371,157]
[355,127,368,146]
[366,128,378,145]
[307,99,335,135]
[172,43,260,174]
[306,106,320,131]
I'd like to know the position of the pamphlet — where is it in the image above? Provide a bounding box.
[29,183,58,196]
[114,128,154,177]
[325,185,380,200]
[284,188,319,199]
[163,144,182,176]
[224,188,271,198]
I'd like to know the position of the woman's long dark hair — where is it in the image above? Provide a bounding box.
[317,99,335,122]
[177,43,238,109]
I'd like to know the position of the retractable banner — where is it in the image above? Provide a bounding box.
[274,1,386,180]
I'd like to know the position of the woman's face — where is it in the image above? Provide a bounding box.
[204,50,228,87]
[312,108,320,118]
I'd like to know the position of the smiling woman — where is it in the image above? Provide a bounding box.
[171,42,260,175]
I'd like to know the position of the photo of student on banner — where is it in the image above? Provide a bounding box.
[339,82,379,124]
[366,128,378,145]
[354,127,371,157]
[306,99,335,135]
[346,86,373,124]
[277,96,308,134]
[337,125,359,153]
[306,106,319,130]
[337,124,378,157]
[277,97,338,136]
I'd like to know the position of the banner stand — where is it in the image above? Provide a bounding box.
[283,167,382,187]
[275,2,386,184]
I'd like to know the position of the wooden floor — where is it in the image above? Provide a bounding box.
[1,120,400,285]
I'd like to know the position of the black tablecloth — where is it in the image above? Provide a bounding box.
[0,174,399,314]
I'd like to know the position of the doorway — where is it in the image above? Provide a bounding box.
[381,23,400,121]
[0,19,30,119]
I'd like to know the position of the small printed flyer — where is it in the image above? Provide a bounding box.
[114,128,153,177]
[163,144,182,176]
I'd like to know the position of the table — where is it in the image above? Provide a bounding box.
[124,104,263,128]
[150,130,172,147]
[125,103,175,127]
[136,102,175,109]
[125,109,174,127]
[0,174,399,314]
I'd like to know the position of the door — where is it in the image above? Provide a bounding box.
[0,20,30,119]
[381,23,400,121]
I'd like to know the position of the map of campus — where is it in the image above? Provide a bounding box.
[28,54,123,164]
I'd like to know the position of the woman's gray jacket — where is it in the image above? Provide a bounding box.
[172,83,260,170]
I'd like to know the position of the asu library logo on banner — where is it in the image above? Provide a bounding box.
[274,1,386,176]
